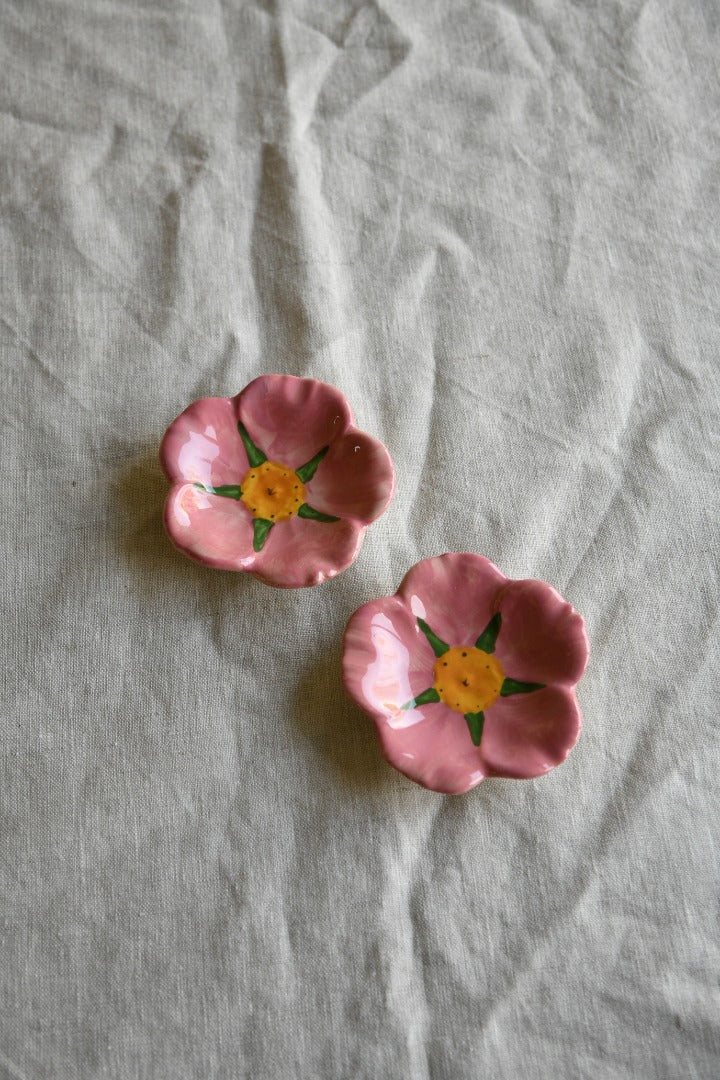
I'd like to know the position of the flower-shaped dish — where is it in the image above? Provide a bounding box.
[161,375,395,588]
[342,553,589,793]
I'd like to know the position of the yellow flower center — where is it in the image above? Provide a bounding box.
[240,461,306,522]
[433,647,505,714]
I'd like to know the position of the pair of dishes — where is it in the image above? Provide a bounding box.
[161,375,589,794]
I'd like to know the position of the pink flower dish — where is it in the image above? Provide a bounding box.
[160,375,395,588]
[342,553,590,794]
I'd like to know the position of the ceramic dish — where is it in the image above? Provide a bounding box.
[160,375,395,588]
[342,553,589,793]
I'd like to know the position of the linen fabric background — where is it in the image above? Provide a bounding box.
[1,1,718,1077]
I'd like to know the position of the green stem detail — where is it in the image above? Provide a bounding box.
[417,618,449,657]
[253,518,274,552]
[464,712,485,746]
[476,613,502,653]
[402,687,441,710]
[500,678,545,697]
[297,503,340,522]
[238,421,267,468]
[296,445,329,483]
[194,483,242,500]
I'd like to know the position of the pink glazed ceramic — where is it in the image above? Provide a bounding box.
[342,554,589,794]
[160,375,395,588]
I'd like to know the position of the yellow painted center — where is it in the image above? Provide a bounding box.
[433,647,505,714]
[240,461,306,522]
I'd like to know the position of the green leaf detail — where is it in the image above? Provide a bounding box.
[476,613,502,653]
[295,445,329,483]
[464,712,485,746]
[500,678,545,697]
[417,618,449,658]
[402,687,441,710]
[238,421,267,468]
[253,518,274,552]
[194,483,242,500]
[297,503,340,523]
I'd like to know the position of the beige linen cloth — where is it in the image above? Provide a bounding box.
[1,1,718,1077]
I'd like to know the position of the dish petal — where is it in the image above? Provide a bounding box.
[480,686,582,779]
[164,483,257,571]
[397,553,508,649]
[304,428,395,525]
[160,397,249,488]
[252,513,364,588]
[494,578,590,687]
[236,375,353,467]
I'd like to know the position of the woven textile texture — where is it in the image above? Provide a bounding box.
[1,1,718,1077]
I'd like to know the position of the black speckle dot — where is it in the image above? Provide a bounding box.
[270,514,275,519]
[443,661,447,666]
[462,651,467,657]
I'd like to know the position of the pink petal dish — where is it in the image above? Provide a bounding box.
[160,375,395,588]
[342,553,590,794]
